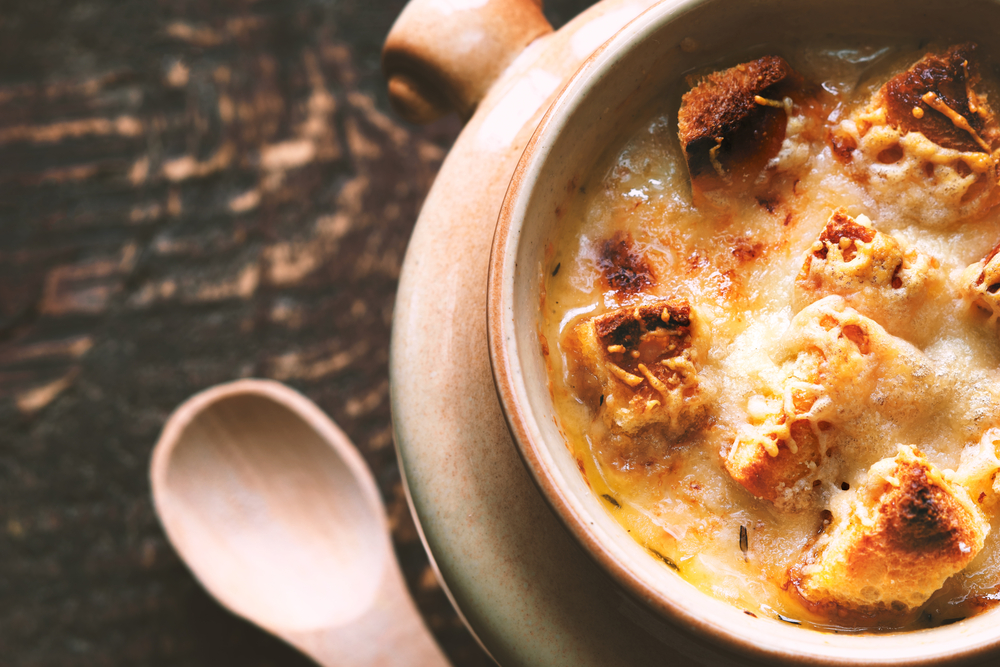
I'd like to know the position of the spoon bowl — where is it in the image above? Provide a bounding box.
[151,379,449,667]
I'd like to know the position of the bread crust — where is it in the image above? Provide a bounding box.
[678,56,808,193]
[830,43,1000,227]
[576,300,712,436]
[882,43,999,153]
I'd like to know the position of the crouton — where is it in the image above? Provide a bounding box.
[576,300,712,436]
[678,56,813,197]
[795,446,990,620]
[726,414,825,511]
[794,208,944,341]
[961,239,1000,322]
[725,296,937,510]
[830,44,1000,227]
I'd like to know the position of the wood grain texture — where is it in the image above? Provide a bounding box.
[150,380,450,667]
[0,0,590,664]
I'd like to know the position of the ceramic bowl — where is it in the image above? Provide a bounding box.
[488,0,1000,664]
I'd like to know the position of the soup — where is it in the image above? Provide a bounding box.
[541,40,1000,631]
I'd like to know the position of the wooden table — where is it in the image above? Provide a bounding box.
[0,0,588,664]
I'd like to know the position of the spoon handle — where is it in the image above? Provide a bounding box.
[288,557,451,667]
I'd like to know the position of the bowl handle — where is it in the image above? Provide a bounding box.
[383,0,553,124]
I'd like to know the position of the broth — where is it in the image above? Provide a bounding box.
[541,40,1000,631]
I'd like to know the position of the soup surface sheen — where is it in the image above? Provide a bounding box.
[541,40,1000,631]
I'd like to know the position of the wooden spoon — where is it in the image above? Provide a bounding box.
[150,379,450,667]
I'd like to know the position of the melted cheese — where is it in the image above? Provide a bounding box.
[542,42,1000,630]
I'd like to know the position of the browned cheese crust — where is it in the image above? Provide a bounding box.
[576,300,712,436]
[830,43,1000,227]
[557,46,1000,626]
[678,56,807,194]
[794,208,944,342]
[795,446,990,622]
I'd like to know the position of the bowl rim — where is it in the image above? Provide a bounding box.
[487,0,1000,664]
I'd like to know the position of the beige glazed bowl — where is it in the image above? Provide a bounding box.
[488,0,1000,664]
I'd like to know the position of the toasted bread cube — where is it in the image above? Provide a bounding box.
[726,416,824,510]
[830,44,1000,227]
[794,208,943,340]
[796,446,989,618]
[961,240,1000,322]
[726,296,935,510]
[678,56,813,197]
[576,300,711,436]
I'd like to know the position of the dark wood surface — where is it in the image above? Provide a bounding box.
[0,0,589,665]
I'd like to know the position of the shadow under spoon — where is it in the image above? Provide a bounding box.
[150,379,450,667]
